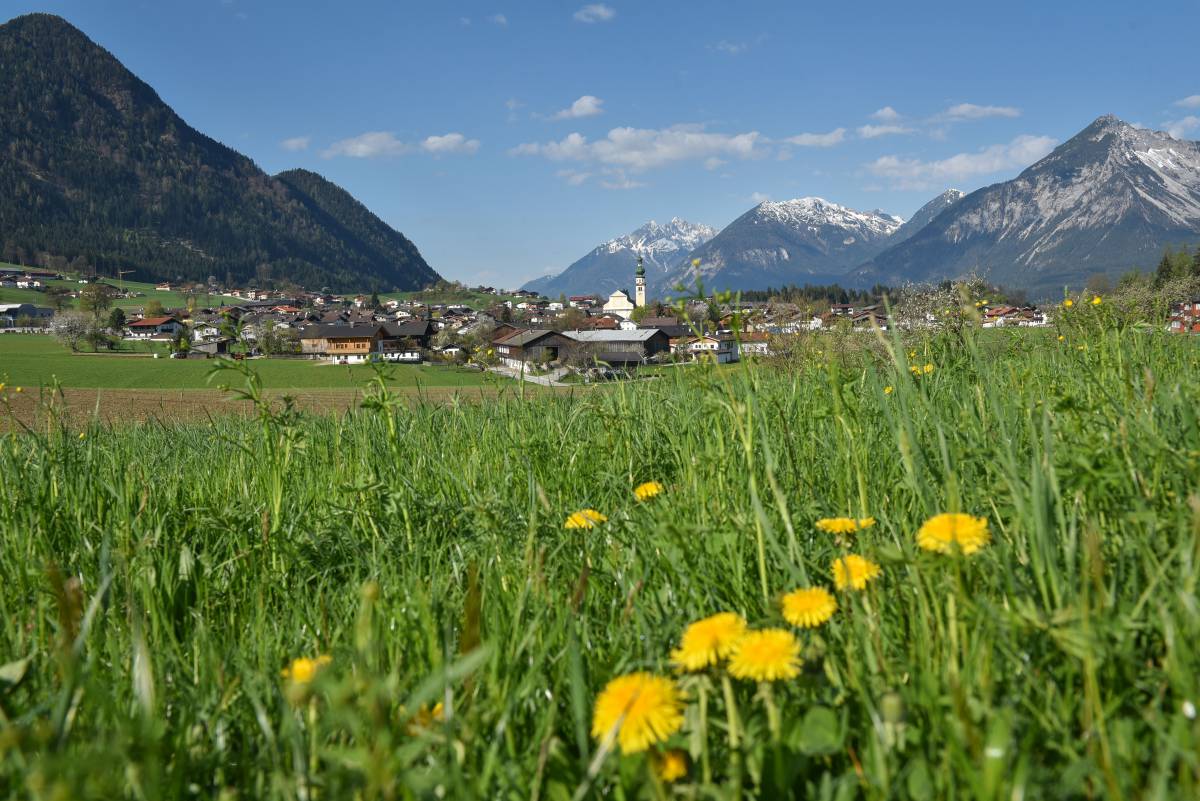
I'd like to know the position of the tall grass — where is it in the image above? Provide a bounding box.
[0,315,1198,799]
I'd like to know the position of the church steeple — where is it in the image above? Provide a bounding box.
[634,256,646,308]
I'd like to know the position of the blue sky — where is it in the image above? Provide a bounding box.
[7,0,1200,287]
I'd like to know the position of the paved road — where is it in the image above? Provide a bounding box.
[488,364,572,387]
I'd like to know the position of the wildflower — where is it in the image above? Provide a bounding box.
[884,385,894,395]
[281,654,332,685]
[832,555,882,591]
[815,517,875,535]
[1057,335,1065,342]
[781,587,837,629]
[691,258,701,267]
[727,629,802,682]
[633,481,664,502]
[670,612,747,671]
[591,672,684,753]
[14,387,21,393]
[907,350,916,359]
[78,432,86,440]
[652,749,688,782]
[1091,296,1102,306]
[1063,299,1074,308]
[923,363,934,374]
[565,509,607,529]
[412,701,445,729]
[916,513,990,555]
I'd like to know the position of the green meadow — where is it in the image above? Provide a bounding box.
[0,309,1198,799]
[0,335,499,390]
[0,264,241,310]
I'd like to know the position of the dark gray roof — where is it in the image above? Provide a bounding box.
[300,323,383,339]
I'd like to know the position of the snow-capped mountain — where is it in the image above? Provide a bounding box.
[856,116,1200,293]
[885,189,964,247]
[523,218,717,297]
[661,198,903,294]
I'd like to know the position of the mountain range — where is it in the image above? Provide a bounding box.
[532,118,1200,299]
[524,218,717,298]
[0,13,439,292]
[856,116,1200,292]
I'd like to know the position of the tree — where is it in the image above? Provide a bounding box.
[107,307,126,331]
[144,299,164,317]
[51,312,90,352]
[79,283,115,314]
[45,286,72,311]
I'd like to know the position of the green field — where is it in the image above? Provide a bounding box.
[1,311,1199,799]
[0,265,241,311]
[0,335,500,389]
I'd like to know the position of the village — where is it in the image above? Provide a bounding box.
[4,260,1199,383]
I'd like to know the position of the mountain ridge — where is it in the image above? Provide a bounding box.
[855,116,1200,293]
[523,217,716,297]
[0,13,439,291]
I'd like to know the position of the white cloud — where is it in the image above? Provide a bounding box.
[280,136,310,152]
[1174,95,1200,109]
[600,170,645,190]
[1165,116,1200,138]
[505,98,523,111]
[784,128,846,147]
[488,13,507,26]
[459,16,471,25]
[511,124,763,172]
[552,95,604,120]
[713,40,747,55]
[323,131,480,158]
[420,133,481,155]
[556,169,591,186]
[857,124,913,139]
[939,103,1021,121]
[322,131,410,158]
[574,3,615,23]
[704,157,726,170]
[870,106,901,121]
[866,134,1057,189]
[749,191,771,203]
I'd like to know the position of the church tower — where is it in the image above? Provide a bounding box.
[634,256,646,308]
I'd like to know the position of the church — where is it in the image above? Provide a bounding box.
[601,256,647,318]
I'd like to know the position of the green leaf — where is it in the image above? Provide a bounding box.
[796,705,841,755]
[0,655,32,690]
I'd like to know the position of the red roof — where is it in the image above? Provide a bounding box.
[129,315,179,327]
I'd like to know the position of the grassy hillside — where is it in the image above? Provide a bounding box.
[0,310,1198,798]
[1,264,241,310]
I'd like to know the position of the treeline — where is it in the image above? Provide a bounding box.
[736,283,894,305]
[1153,246,1200,286]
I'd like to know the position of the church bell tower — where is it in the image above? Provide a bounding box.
[634,256,646,308]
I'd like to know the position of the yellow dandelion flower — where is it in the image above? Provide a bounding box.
[815,517,875,535]
[413,701,445,728]
[633,481,664,502]
[78,432,86,440]
[591,672,684,754]
[781,587,837,629]
[916,513,990,555]
[14,387,22,393]
[652,749,688,783]
[832,555,882,591]
[1057,335,1065,342]
[1062,298,1074,308]
[565,509,607,529]
[281,654,332,685]
[691,258,701,267]
[1091,296,1102,306]
[923,363,934,374]
[670,612,747,671]
[884,385,894,395]
[727,628,802,682]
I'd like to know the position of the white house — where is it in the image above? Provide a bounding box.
[602,290,635,319]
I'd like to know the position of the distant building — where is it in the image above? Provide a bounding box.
[0,303,54,328]
[127,315,184,338]
[603,290,635,318]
